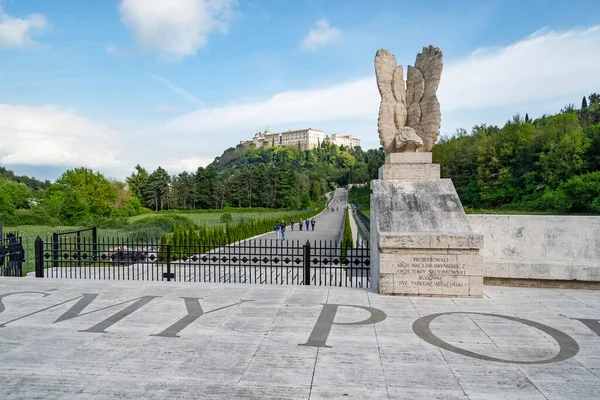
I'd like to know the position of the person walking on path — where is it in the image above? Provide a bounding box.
[311,218,316,231]
[274,221,281,240]
[280,220,287,241]
[299,218,303,231]
[290,217,295,231]
[305,219,310,231]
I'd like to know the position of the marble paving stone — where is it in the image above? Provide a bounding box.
[386,387,469,400]
[1,278,600,399]
[310,386,390,400]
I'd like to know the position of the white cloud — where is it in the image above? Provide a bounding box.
[438,26,600,112]
[167,78,377,135]
[300,19,342,51]
[0,105,121,168]
[0,6,47,48]
[118,0,234,59]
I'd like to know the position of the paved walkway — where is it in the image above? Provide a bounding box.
[1,278,599,399]
[260,188,348,243]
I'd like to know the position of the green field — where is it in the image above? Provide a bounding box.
[128,210,308,226]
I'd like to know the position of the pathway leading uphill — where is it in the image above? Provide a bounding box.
[259,187,348,243]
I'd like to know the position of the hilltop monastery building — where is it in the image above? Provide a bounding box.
[239,128,360,150]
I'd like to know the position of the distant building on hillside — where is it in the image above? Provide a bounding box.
[327,134,361,149]
[239,128,360,150]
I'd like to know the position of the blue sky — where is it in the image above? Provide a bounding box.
[1,0,600,180]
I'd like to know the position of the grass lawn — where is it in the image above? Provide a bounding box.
[129,210,316,226]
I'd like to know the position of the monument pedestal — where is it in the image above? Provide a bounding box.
[370,153,484,297]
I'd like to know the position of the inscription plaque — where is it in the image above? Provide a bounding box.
[396,256,467,289]
[380,251,481,296]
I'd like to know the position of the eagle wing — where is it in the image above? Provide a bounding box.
[375,49,403,154]
[407,46,443,152]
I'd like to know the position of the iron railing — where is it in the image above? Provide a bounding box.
[34,236,370,288]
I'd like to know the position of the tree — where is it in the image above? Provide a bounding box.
[196,165,218,209]
[147,167,171,211]
[582,96,588,109]
[0,188,15,216]
[0,181,32,209]
[54,167,117,216]
[172,171,196,209]
[538,113,589,188]
[58,188,89,224]
[126,165,150,207]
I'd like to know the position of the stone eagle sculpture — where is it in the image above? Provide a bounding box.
[375,46,443,153]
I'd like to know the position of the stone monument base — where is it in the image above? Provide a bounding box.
[370,155,484,297]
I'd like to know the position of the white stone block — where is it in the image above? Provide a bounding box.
[468,214,600,284]
[378,163,440,180]
[386,152,432,164]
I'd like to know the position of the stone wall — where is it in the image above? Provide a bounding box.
[467,215,600,283]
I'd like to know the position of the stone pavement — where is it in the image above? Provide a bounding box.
[260,188,348,243]
[1,278,600,399]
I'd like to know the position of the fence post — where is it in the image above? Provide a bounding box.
[303,240,311,285]
[91,227,98,263]
[76,231,81,267]
[52,232,59,270]
[165,244,173,281]
[35,236,44,278]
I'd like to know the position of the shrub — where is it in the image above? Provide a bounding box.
[220,212,233,223]
[131,214,193,228]
[81,215,129,228]
[340,207,354,261]
[554,171,600,213]
[2,207,59,226]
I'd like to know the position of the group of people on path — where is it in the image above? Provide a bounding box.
[274,217,315,240]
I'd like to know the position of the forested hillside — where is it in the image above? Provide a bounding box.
[0,143,384,227]
[124,143,385,213]
[433,93,600,213]
[202,143,384,209]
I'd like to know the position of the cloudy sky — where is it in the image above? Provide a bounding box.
[1,0,600,180]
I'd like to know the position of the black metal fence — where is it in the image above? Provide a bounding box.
[1,233,24,277]
[34,236,370,288]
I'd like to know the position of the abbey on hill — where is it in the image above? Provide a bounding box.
[239,127,360,150]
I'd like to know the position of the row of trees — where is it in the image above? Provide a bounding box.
[126,142,385,212]
[432,93,600,213]
[0,142,373,226]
